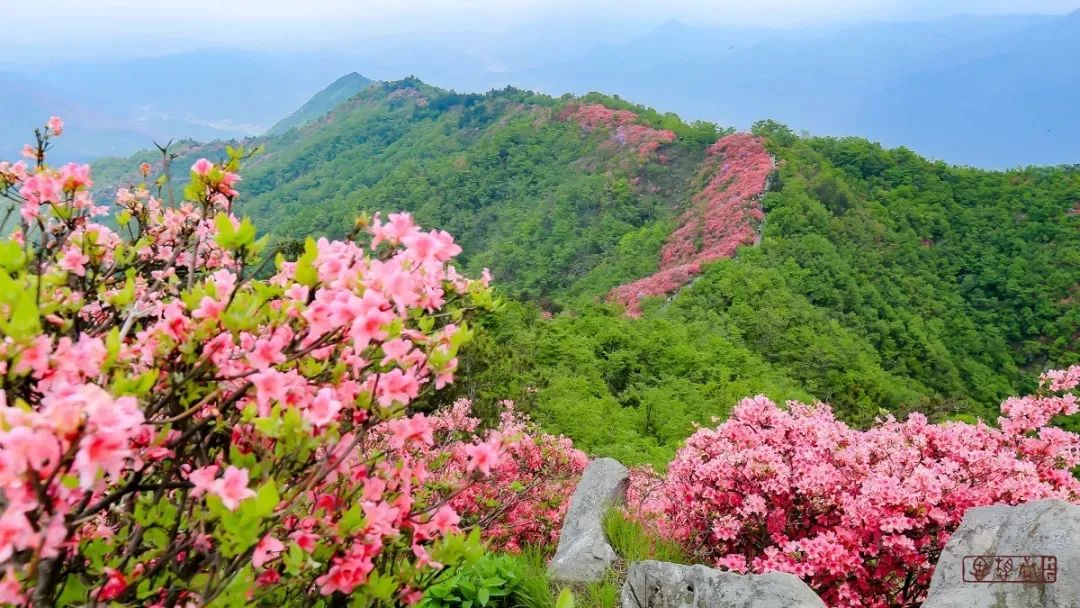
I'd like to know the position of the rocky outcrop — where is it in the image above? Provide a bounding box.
[620,561,826,608]
[923,499,1080,608]
[547,458,629,583]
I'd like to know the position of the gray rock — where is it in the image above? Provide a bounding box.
[620,561,826,608]
[548,457,628,583]
[923,499,1080,608]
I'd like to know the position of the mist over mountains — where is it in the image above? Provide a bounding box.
[3,8,1078,167]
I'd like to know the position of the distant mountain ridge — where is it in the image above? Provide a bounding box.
[2,50,363,161]
[512,12,1074,167]
[6,11,1078,167]
[268,72,373,135]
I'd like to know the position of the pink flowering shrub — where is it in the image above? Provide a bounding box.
[628,367,1080,607]
[609,133,772,315]
[378,400,588,552]
[561,103,676,163]
[0,120,561,607]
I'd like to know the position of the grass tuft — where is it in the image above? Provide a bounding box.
[602,508,690,565]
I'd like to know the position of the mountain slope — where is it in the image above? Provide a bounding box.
[268,72,373,135]
[87,78,1080,465]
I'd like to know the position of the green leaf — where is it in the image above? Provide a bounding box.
[0,273,17,305]
[254,480,280,516]
[183,180,204,202]
[555,588,576,608]
[144,527,170,550]
[339,502,365,534]
[111,273,136,307]
[5,290,40,339]
[56,575,89,605]
[294,238,319,286]
[365,571,397,602]
[0,241,25,271]
[283,543,306,576]
[136,578,156,599]
[214,213,237,249]
[235,217,257,248]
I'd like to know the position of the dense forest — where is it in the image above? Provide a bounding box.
[93,77,1080,467]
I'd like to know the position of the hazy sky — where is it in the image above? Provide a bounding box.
[3,0,1078,62]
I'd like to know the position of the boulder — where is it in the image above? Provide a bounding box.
[923,499,1080,608]
[620,561,826,608]
[547,457,628,583]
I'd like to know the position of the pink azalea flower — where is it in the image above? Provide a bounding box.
[191,296,226,320]
[379,338,413,367]
[375,368,420,407]
[316,553,374,595]
[74,432,131,488]
[0,509,37,562]
[96,568,126,601]
[289,530,319,553]
[58,163,92,191]
[387,414,434,449]
[252,535,285,568]
[12,335,50,377]
[400,587,423,606]
[0,567,24,605]
[59,249,90,276]
[186,465,220,497]
[191,158,214,176]
[212,466,256,510]
[428,505,461,535]
[246,333,288,370]
[303,387,341,428]
[464,441,501,476]
[47,116,63,136]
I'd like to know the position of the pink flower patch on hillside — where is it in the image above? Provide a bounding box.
[561,103,676,162]
[609,133,773,315]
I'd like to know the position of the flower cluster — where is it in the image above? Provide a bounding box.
[560,103,676,163]
[449,401,587,550]
[628,367,1080,607]
[609,133,772,315]
[374,399,588,552]
[0,118,517,607]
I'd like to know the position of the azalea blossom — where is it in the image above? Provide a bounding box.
[213,466,256,510]
[0,121,555,606]
[191,158,214,176]
[629,378,1080,608]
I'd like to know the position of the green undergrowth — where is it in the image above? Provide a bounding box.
[602,508,691,566]
[422,508,692,608]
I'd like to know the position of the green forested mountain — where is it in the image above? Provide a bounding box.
[92,77,1080,467]
[268,72,373,135]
